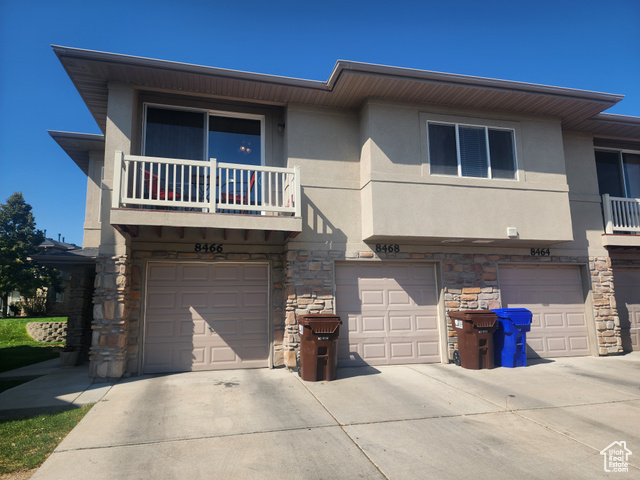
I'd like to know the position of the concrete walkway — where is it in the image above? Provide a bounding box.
[0,359,115,419]
[9,354,640,479]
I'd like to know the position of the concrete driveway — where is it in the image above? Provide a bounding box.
[33,354,640,479]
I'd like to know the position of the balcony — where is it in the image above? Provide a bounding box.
[110,151,302,238]
[601,194,640,247]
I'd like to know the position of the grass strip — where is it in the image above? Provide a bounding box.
[0,317,67,373]
[0,404,92,474]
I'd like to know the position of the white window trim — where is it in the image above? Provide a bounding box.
[142,103,266,166]
[427,120,518,180]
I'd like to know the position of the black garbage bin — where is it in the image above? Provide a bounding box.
[298,314,342,381]
[449,310,497,370]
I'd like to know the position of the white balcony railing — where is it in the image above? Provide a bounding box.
[112,151,301,217]
[602,194,640,234]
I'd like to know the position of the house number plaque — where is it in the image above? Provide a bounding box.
[375,244,400,253]
[530,248,550,257]
[194,243,224,253]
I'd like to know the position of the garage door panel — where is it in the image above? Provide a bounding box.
[243,290,268,308]
[182,265,209,281]
[148,264,178,281]
[184,348,205,366]
[144,263,268,373]
[147,292,176,309]
[418,341,440,357]
[500,265,589,358]
[363,343,386,360]
[361,289,386,307]
[212,265,241,281]
[362,315,385,332]
[388,290,412,306]
[417,315,438,331]
[184,319,205,336]
[544,314,564,327]
[390,342,413,358]
[567,313,587,327]
[181,292,208,308]
[568,336,590,352]
[389,315,412,331]
[146,321,175,337]
[242,316,268,334]
[336,263,440,366]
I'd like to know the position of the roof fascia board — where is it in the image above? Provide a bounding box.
[332,60,624,105]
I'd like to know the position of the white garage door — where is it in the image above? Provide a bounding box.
[143,262,269,374]
[499,264,590,358]
[335,263,440,366]
[612,268,640,351]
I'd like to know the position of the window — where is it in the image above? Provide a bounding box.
[143,105,263,166]
[596,149,640,199]
[427,122,516,179]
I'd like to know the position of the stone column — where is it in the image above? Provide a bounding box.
[590,256,622,355]
[283,249,337,369]
[90,255,130,379]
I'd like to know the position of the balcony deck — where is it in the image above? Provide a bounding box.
[110,152,302,239]
[601,194,640,247]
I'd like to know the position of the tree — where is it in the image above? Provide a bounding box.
[0,193,59,317]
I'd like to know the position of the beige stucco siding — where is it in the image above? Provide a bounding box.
[286,106,360,187]
[362,182,573,242]
[355,101,573,244]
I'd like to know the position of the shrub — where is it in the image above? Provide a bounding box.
[8,302,22,316]
[21,296,50,317]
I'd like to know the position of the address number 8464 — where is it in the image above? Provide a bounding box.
[531,248,550,257]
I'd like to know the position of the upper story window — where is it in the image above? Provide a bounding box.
[596,149,640,199]
[427,122,517,179]
[144,105,264,166]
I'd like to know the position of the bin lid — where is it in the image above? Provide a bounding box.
[491,308,533,325]
[298,314,342,334]
[448,310,497,328]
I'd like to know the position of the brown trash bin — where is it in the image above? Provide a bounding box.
[449,310,497,370]
[298,314,342,382]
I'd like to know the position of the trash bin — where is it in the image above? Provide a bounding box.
[449,310,497,370]
[492,308,533,368]
[298,314,342,381]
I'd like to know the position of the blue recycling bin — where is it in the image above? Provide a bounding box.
[492,308,532,368]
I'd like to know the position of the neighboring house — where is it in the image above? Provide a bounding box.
[49,45,640,380]
[1,236,78,317]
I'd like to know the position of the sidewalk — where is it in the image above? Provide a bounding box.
[0,359,114,419]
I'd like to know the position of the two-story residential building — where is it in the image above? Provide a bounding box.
[49,46,640,379]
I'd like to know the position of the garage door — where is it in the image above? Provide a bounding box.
[335,263,440,366]
[143,262,269,374]
[499,265,590,358]
[612,268,640,351]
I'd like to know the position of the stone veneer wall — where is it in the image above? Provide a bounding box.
[127,250,286,374]
[91,255,131,379]
[590,256,623,355]
[283,250,339,367]
[282,249,623,367]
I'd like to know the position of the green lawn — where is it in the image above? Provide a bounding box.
[0,317,67,373]
[0,404,93,474]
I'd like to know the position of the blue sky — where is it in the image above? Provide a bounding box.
[1,0,639,246]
